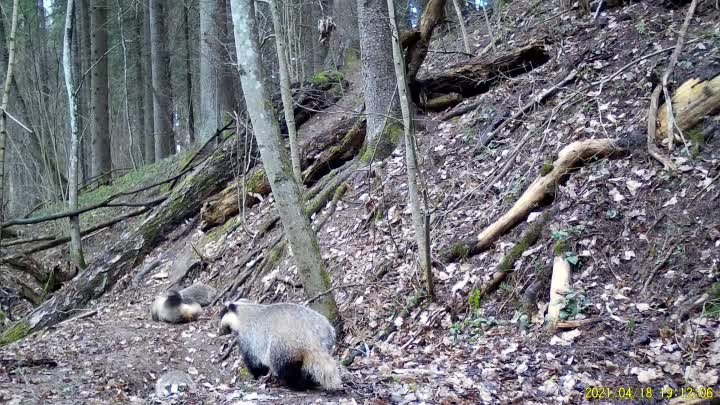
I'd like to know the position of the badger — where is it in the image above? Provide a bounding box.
[151,283,217,323]
[218,300,342,391]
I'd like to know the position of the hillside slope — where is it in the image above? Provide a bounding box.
[2,1,720,404]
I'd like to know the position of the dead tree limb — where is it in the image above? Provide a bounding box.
[1,142,241,344]
[648,85,678,172]
[442,136,641,262]
[657,74,720,140]
[2,206,153,256]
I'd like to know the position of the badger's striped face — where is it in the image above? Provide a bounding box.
[218,303,240,335]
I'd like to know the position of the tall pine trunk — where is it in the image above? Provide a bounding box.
[199,0,234,141]
[183,4,195,143]
[229,0,339,322]
[149,0,175,159]
[63,0,87,270]
[134,7,146,163]
[143,3,155,163]
[90,0,111,183]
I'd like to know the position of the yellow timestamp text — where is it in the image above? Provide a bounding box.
[584,386,715,401]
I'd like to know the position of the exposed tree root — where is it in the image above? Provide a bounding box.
[442,137,640,262]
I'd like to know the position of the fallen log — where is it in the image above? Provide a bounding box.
[0,142,242,344]
[413,39,550,100]
[657,74,720,141]
[200,116,366,230]
[422,92,463,111]
[442,136,642,262]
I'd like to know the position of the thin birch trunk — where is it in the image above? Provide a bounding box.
[267,0,302,184]
[451,0,471,54]
[229,0,339,322]
[63,0,87,270]
[387,0,434,299]
[0,0,19,252]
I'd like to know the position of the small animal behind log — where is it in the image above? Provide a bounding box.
[218,299,342,391]
[151,283,217,324]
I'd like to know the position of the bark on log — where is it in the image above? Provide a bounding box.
[657,74,720,140]
[442,136,641,262]
[413,39,550,99]
[200,116,366,230]
[1,142,240,343]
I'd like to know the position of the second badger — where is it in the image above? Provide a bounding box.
[151,283,216,323]
[219,300,342,390]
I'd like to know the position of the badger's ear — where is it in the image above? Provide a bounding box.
[228,303,237,312]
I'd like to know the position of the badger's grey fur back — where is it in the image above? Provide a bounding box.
[219,301,341,390]
[179,283,216,307]
[150,283,215,323]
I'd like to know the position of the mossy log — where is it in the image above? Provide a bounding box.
[657,74,720,140]
[413,39,550,100]
[474,211,550,300]
[442,137,641,262]
[200,117,365,230]
[0,142,240,344]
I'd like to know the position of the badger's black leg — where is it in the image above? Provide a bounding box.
[239,348,269,378]
[269,350,316,390]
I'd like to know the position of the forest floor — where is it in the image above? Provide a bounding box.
[2,0,720,404]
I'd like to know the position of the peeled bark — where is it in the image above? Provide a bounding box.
[90,0,111,183]
[230,0,339,322]
[548,256,571,324]
[150,0,175,159]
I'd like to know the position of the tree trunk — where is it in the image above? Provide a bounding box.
[269,0,302,183]
[451,0,471,54]
[357,0,402,161]
[143,4,155,163]
[78,0,92,178]
[230,0,339,322]
[199,0,233,141]
[63,0,87,270]
[0,0,19,252]
[90,0,111,183]
[387,0,433,298]
[150,0,175,159]
[134,6,146,163]
[183,4,195,143]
